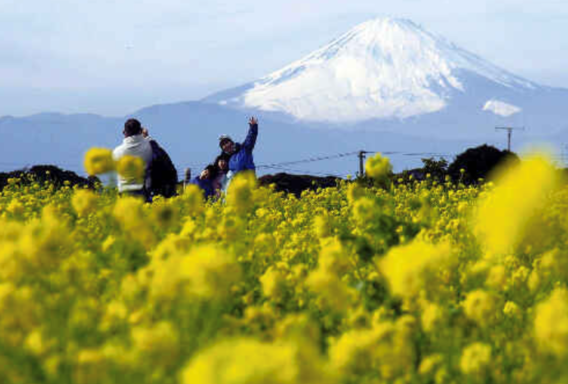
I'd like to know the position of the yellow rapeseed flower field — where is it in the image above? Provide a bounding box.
[1,152,568,383]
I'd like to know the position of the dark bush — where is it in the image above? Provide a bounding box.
[395,157,448,184]
[259,173,340,197]
[0,165,98,191]
[448,144,519,184]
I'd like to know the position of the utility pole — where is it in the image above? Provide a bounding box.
[183,168,192,191]
[358,150,367,177]
[495,127,525,152]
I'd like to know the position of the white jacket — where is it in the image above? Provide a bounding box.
[112,134,153,192]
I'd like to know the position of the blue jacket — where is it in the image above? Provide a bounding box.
[190,177,214,198]
[228,123,258,173]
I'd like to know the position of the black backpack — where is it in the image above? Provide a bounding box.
[145,140,178,198]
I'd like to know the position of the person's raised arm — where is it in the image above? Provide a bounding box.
[243,117,259,153]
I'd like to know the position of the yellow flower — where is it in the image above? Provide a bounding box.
[306,268,355,313]
[313,214,333,238]
[365,153,392,180]
[329,327,379,374]
[260,267,286,301]
[329,317,415,379]
[6,199,24,216]
[182,184,205,215]
[131,321,179,366]
[486,265,507,290]
[72,189,98,216]
[84,148,115,175]
[226,172,257,215]
[101,300,128,330]
[151,201,178,228]
[463,290,496,325]
[181,338,329,384]
[347,182,366,203]
[379,240,452,299]
[503,301,521,318]
[474,155,558,255]
[460,342,491,375]
[318,238,350,275]
[75,349,107,384]
[352,197,377,224]
[116,155,146,183]
[113,197,155,248]
[421,302,444,332]
[25,330,50,356]
[218,216,243,241]
[101,235,116,253]
[275,314,320,344]
[534,288,568,357]
[150,245,241,300]
[419,353,443,375]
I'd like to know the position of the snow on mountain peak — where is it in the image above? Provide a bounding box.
[216,17,539,122]
[483,99,522,117]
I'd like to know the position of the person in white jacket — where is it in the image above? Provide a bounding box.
[112,118,153,197]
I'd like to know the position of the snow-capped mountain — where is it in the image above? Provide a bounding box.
[205,18,542,123]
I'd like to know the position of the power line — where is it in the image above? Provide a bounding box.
[400,152,452,157]
[261,165,347,178]
[360,151,400,155]
[256,151,360,169]
[257,149,456,178]
[257,150,400,170]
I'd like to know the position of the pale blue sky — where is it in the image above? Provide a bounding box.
[2,0,568,116]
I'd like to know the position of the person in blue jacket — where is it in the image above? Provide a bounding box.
[190,165,216,199]
[219,117,259,175]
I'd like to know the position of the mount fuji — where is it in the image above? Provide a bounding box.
[3,17,568,176]
[205,18,568,139]
[207,18,534,121]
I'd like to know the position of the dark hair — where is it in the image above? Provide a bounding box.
[124,118,142,136]
[202,164,218,180]
[215,154,230,165]
[219,137,233,149]
[214,154,230,174]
